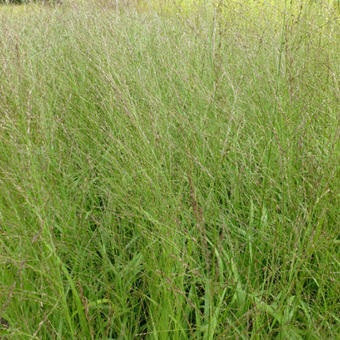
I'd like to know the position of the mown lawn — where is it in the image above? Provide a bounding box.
[0,0,339,339]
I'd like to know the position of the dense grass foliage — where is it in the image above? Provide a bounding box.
[0,1,339,338]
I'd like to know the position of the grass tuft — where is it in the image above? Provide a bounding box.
[0,0,339,338]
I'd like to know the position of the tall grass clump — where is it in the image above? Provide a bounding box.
[0,0,339,338]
